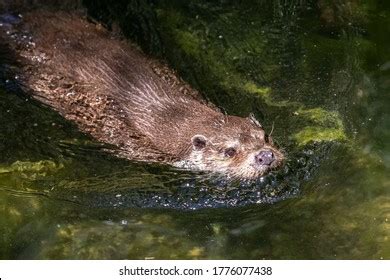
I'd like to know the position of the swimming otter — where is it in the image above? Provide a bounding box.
[0,10,284,180]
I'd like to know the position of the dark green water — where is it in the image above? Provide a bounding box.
[0,0,389,259]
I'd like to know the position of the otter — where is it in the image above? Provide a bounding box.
[0,10,284,180]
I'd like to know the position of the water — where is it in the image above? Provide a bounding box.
[0,0,389,259]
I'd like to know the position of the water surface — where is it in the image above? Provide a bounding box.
[0,0,389,259]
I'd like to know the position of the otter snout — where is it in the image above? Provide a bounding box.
[255,150,275,166]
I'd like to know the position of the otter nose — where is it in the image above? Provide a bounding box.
[256,150,274,166]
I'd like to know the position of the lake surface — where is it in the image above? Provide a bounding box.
[0,0,389,259]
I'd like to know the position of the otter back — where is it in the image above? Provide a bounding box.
[0,10,221,162]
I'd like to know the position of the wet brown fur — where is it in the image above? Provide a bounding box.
[0,9,284,178]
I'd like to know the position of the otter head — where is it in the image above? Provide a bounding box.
[187,114,284,180]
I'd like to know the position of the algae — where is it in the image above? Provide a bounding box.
[0,160,64,175]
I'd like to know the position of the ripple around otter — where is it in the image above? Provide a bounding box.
[0,11,338,210]
[44,142,335,210]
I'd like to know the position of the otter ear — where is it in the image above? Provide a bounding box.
[191,135,208,150]
[248,113,262,128]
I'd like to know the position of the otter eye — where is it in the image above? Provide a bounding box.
[224,147,237,157]
[265,134,274,145]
